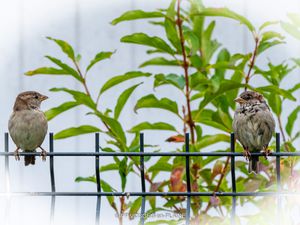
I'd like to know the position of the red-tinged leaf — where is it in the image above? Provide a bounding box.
[170,167,186,193]
[211,160,224,179]
[165,135,185,143]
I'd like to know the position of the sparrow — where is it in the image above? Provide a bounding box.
[8,91,48,166]
[233,91,275,173]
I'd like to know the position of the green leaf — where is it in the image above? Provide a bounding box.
[129,197,142,220]
[114,83,142,120]
[255,85,296,101]
[154,73,185,90]
[95,112,127,147]
[101,180,117,206]
[164,0,181,52]
[195,134,230,150]
[114,83,142,119]
[193,109,231,132]
[265,94,282,115]
[50,87,96,109]
[139,57,180,68]
[46,37,75,60]
[195,7,255,32]
[128,122,177,133]
[25,67,72,76]
[259,21,279,31]
[119,157,128,191]
[100,71,151,94]
[75,176,96,183]
[121,33,175,55]
[45,56,83,82]
[286,106,300,136]
[54,125,101,139]
[197,80,245,112]
[281,21,300,40]
[86,51,114,72]
[257,40,285,55]
[134,94,179,116]
[148,161,173,173]
[100,163,119,172]
[111,10,164,25]
[45,101,81,121]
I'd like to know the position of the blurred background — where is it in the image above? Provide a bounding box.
[0,0,299,224]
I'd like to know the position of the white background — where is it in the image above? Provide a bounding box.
[0,0,299,224]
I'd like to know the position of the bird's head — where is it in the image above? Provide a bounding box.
[14,91,48,111]
[234,91,265,105]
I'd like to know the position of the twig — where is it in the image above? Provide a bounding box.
[176,0,195,144]
[73,60,91,97]
[245,36,260,91]
[204,156,230,213]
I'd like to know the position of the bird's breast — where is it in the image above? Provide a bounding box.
[8,110,48,151]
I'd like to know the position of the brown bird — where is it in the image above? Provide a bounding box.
[233,91,275,173]
[8,91,48,166]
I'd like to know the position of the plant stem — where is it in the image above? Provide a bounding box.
[245,36,259,91]
[73,60,91,97]
[176,0,195,144]
[204,156,230,213]
[277,116,294,175]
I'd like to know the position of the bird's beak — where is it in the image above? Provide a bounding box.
[234,97,246,104]
[40,95,48,101]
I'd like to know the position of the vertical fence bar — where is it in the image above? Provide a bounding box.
[185,133,191,225]
[4,133,10,225]
[95,133,101,225]
[140,133,146,225]
[49,133,56,225]
[275,133,281,225]
[230,133,236,225]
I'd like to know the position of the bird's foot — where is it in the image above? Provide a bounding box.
[243,148,251,161]
[39,146,47,161]
[262,147,271,160]
[14,148,20,161]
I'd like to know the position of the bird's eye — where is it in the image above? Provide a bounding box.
[34,95,39,99]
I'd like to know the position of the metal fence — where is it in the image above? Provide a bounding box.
[1,132,300,225]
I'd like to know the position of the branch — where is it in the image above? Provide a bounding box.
[176,0,195,144]
[204,156,230,213]
[245,36,260,91]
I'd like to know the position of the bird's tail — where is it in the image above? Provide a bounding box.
[24,150,36,166]
[248,155,259,174]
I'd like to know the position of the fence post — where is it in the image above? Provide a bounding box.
[95,133,101,225]
[140,133,146,225]
[49,133,56,225]
[185,133,191,225]
[230,133,236,225]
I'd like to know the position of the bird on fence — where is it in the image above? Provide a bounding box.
[8,91,48,166]
[233,91,275,174]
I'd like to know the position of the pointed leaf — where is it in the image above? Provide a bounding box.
[86,51,114,72]
[25,67,72,76]
[121,33,175,55]
[134,94,179,116]
[195,7,255,32]
[256,85,296,101]
[54,125,101,139]
[47,37,75,60]
[281,21,300,40]
[129,197,142,220]
[286,106,300,136]
[164,0,181,52]
[154,73,185,90]
[114,83,142,119]
[128,122,177,133]
[111,10,164,25]
[100,71,151,94]
[139,57,180,68]
[195,134,230,150]
[50,88,96,109]
[45,101,81,121]
[45,55,83,82]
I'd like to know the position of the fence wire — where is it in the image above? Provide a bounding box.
[1,132,300,225]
